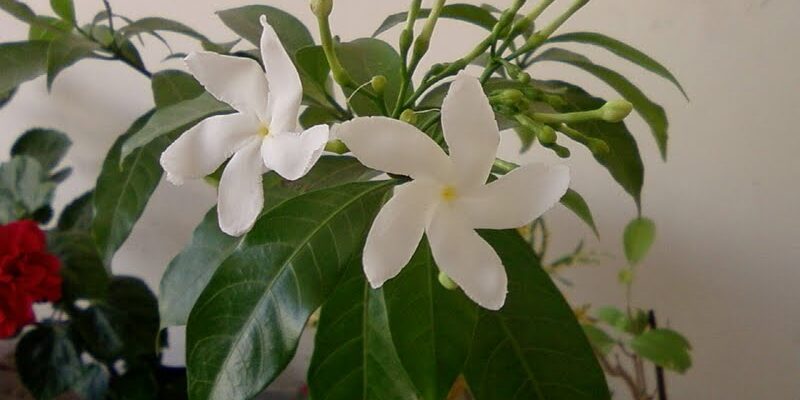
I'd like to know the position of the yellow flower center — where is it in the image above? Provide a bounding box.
[440,185,458,202]
[257,124,270,137]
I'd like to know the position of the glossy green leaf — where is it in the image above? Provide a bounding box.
[93,112,168,265]
[47,231,110,300]
[623,217,656,265]
[547,31,688,100]
[594,306,628,331]
[11,128,71,171]
[582,324,615,355]
[151,69,204,108]
[308,256,418,400]
[373,4,498,37]
[159,156,377,328]
[216,5,313,56]
[336,38,403,115]
[464,230,610,400]
[295,45,332,107]
[116,17,229,53]
[120,92,232,162]
[186,181,392,400]
[16,323,85,399]
[382,240,478,400]
[0,0,36,22]
[560,189,599,238]
[534,48,670,160]
[29,16,72,41]
[630,329,692,373]
[0,41,49,94]
[0,156,55,224]
[46,34,101,90]
[533,79,645,211]
[57,191,93,232]
[50,0,75,23]
[299,105,339,129]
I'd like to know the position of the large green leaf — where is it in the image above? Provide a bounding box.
[119,93,232,162]
[159,156,376,328]
[47,231,110,300]
[630,328,692,373]
[464,230,610,400]
[49,0,75,23]
[16,323,87,399]
[623,217,655,266]
[216,5,313,56]
[11,128,71,171]
[373,4,498,37]
[0,156,55,224]
[151,69,204,108]
[92,112,167,265]
[57,191,94,232]
[295,45,332,107]
[0,0,36,22]
[336,38,403,116]
[186,181,392,400]
[0,41,49,94]
[547,31,688,100]
[560,189,599,237]
[308,256,418,400]
[534,48,670,160]
[382,240,478,400]
[533,79,645,210]
[46,34,101,90]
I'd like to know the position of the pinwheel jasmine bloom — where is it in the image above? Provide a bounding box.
[336,72,570,310]
[160,16,329,236]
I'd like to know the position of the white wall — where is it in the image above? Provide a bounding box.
[1,0,798,398]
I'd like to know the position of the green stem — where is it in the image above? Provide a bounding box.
[393,0,423,117]
[316,13,355,89]
[530,109,602,124]
[408,0,445,74]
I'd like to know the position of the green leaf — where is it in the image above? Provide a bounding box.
[630,328,692,373]
[71,305,124,361]
[117,17,228,53]
[0,41,49,94]
[300,105,339,129]
[73,364,110,400]
[534,48,670,160]
[11,128,71,171]
[623,217,656,265]
[582,324,615,355]
[295,45,332,107]
[0,156,55,224]
[50,0,75,23]
[373,4,498,37]
[93,112,168,265]
[57,191,94,232]
[119,92,232,162]
[595,306,628,331]
[0,0,37,22]
[547,32,688,100]
[532,79,645,211]
[216,5,313,56]
[463,230,610,400]
[560,189,599,237]
[186,181,393,400]
[151,69,204,108]
[47,231,110,300]
[29,16,72,41]
[382,240,478,400]
[159,156,376,328]
[46,34,101,90]
[336,38,403,116]
[0,86,16,108]
[308,256,418,400]
[16,323,85,399]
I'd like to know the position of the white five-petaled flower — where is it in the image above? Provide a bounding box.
[336,72,570,310]
[160,16,329,236]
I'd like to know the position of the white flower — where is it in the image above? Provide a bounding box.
[336,72,570,310]
[160,16,329,236]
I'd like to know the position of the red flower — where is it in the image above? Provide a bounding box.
[0,220,62,338]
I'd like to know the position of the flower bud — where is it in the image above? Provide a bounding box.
[546,143,570,158]
[600,99,633,123]
[588,138,610,157]
[310,0,333,18]
[370,75,387,94]
[490,89,525,107]
[399,109,418,125]
[324,139,349,155]
[517,71,531,84]
[438,271,458,290]
[399,29,413,54]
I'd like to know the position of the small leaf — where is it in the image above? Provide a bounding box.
[57,191,94,232]
[11,128,72,171]
[50,0,75,23]
[151,69,204,108]
[0,156,55,223]
[119,92,232,162]
[582,324,615,355]
[16,323,85,399]
[46,34,101,90]
[217,5,313,56]
[336,38,403,115]
[560,188,599,237]
[91,276,161,360]
[0,41,49,94]
[547,32,688,100]
[595,306,628,330]
[186,181,392,400]
[623,217,656,265]
[373,3,498,37]
[0,0,37,23]
[630,328,692,373]
[47,231,110,300]
[29,16,72,41]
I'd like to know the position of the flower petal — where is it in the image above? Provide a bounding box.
[459,163,570,229]
[160,113,259,185]
[260,16,303,133]
[262,125,329,181]
[336,116,452,182]
[217,138,266,236]
[441,72,500,189]
[185,52,269,121]
[426,205,507,310]
[363,180,438,288]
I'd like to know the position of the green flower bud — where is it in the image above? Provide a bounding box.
[600,99,633,123]
[438,271,458,290]
[588,138,610,157]
[370,75,387,94]
[399,29,413,54]
[399,109,418,125]
[536,124,557,145]
[310,0,333,18]
[491,89,525,106]
[547,143,570,158]
[324,139,349,155]
[517,71,531,84]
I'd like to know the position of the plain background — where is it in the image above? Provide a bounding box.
[1,0,798,398]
